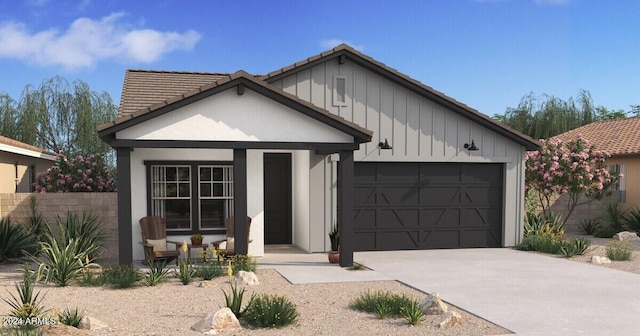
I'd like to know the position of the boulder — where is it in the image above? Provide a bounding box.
[41,324,91,336]
[77,316,107,331]
[591,256,612,265]
[419,292,448,315]
[191,308,240,334]
[235,271,259,286]
[197,280,218,288]
[613,231,640,242]
[434,310,463,328]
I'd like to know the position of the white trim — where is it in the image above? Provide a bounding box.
[0,143,56,161]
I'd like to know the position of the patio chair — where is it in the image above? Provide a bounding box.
[139,216,183,265]
[212,216,252,258]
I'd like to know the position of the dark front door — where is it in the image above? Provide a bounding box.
[264,153,292,244]
[353,162,503,251]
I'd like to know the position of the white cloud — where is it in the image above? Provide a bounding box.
[320,39,364,51]
[0,12,201,70]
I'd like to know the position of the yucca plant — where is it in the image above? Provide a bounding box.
[624,208,640,234]
[57,307,84,327]
[222,281,255,318]
[24,196,51,242]
[3,264,49,320]
[400,300,424,325]
[578,218,601,236]
[142,260,169,286]
[174,258,197,285]
[0,217,40,263]
[601,202,628,232]
[32,237,98,286]
[54,211,106,260]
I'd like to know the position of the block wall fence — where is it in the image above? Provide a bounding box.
[0,193,119,264]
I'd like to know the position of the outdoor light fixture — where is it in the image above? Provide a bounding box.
[378,138,393,150]
[464,140,479,151]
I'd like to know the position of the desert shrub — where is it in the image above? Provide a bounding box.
[594,226,619,238]
[244,294,298,328]
[54,211,106,261]
[349,290,414,318]
[231,254,258,274]
[32,238,97,286]
[33,152,116,193]
[516,235,564,254]
[102,264,141,289]
[142,261,169,286]
[0,217,39,263]
[606,240,634,261]
[57,307,84,327]
[196,258,224,280]
[601,202,628,232]
[174,258,197,285]
[3,264,49,321]
[76,267,106,287]
[578,218,601,236]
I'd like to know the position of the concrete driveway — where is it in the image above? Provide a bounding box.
[356,248,640,336]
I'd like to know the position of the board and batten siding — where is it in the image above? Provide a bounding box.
[271,57,525,249]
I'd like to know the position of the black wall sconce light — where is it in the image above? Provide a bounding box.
[464,140,479,151]
[378,138,393,150]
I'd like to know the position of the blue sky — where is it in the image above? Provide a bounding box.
[0,0,638,117]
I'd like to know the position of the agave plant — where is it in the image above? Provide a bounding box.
[0,217,39,263]
[3,263,49,320]
[601,202,628,232]
[32,237,98,286]
[55,211,106,260]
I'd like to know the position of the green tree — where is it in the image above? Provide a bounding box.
[0,76,117,163]
[494,90,628,139]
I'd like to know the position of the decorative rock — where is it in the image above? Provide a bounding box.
[41,324,91,336]
[235,271,259,286]
[613,231,640,242]
[419,292,448,315]
[197,281,218,288]
[435,310,463,328]
[591,256,612,265]
[191,308,241,334]
[78,316,108,330]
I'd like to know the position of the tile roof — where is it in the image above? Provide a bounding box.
[0,135,57,159]
[118,70,228,117]
[553,116,640,156]
[262,44,539,151]
[99,70,373,140]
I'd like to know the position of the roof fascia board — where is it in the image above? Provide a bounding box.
[0,143,56,161]
[102,139,360,152]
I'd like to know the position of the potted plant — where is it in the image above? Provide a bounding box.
[328,223,339,263]
[190,233,203,245]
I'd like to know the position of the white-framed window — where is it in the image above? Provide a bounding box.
[148,162,233,233]
[607,164,626,203]
[333,76,348,107]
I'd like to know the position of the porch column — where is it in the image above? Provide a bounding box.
[116,147,132,264]
[337,150,354,267]
[233,148,249,255]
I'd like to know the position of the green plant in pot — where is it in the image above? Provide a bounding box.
[328,223,340,263]
[190,233,203,245]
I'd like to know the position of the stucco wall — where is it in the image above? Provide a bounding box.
[0,152,54,193]
[0,193,118,264]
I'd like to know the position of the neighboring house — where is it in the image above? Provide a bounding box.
[98,44,539,265]
[0,136,56,193]
[554,117,640,209]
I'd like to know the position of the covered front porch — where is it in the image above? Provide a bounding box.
[98,71,372,266]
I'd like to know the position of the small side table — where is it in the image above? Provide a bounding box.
[186,243,209,263]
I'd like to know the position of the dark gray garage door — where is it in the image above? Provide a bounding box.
[353,162,503,251]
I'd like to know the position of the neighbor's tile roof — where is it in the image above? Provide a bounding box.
[0,135,56,159]
[118,70,228,117]
[553,116,640,156]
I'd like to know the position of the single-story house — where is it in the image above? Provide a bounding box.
[555,117,640,208]
[0,136,56,193]
[98,44,539,266]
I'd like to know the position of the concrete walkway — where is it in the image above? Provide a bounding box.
[356,249,640,336]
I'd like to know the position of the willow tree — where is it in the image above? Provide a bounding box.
[0,93,19,140]
[1,76,117,163]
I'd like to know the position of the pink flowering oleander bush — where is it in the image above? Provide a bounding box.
[525,135,621,225]
[34,152,116,193]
